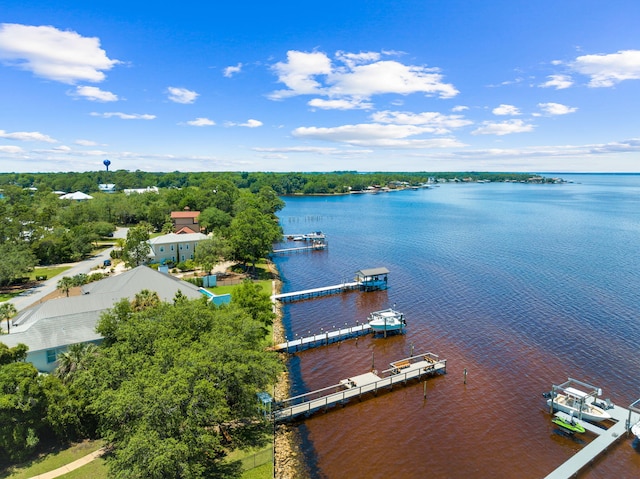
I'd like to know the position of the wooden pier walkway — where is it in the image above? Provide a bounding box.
[272,281,360,302]
[544,404,640,479]
[271,243,327,255]
[272,352,446,422]
[272,323,372,352]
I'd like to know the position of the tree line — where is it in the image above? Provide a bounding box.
[0,178,283,285]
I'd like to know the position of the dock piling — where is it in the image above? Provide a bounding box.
[463,368,467,384]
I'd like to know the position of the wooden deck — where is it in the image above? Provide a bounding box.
[544,404,640,478]
[272,323,372,352]
[271,281,360,302]
[273,352,446,422]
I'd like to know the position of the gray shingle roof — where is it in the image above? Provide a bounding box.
[2,266,205,352]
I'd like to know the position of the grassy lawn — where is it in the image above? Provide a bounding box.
[0,440,104,479]
[57,457,108,479]
[241,462,272,479]
[30,265,71,281]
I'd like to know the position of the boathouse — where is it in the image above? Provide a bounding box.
[355,267,389,291]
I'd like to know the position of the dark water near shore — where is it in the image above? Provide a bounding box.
[272,174,640,479]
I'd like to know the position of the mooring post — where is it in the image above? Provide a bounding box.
[410,343,414,357]
[371,351,375,370]
[463,368,467,384]
[423,381,427,399]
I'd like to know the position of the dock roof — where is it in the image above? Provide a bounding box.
[356,267,389,277]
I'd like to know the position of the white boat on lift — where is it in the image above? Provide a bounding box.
[546,386,612,422]
[368,308,406,335]
[632,421,640,440]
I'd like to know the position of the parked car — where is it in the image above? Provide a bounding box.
[103,259,112,267]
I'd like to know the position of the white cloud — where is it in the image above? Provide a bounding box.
[540,74,573,89]
[75,139,99,146]
[0,145,24,153]
[537,102,577,115]
[270,51,333,99]
[73,85,118,102]
[226,119,263,128]
[472,119,534,136]
[0,23,119,84]
[571,50,640,87]
[308,98,373,110]
[292,123,465,148]
[186,117,215,126]
[254,146,352,155]
[269,50,458,101]
[0,129,57,142]
[224,63,243,77]
[167,87,199,104]
[370,110,472,132]
[452,105,468,112]
[90,112,156,120]
[492,104,521,116]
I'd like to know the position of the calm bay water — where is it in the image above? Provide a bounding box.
[272,174,640,479]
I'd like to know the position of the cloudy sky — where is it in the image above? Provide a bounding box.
[1,1,640,173]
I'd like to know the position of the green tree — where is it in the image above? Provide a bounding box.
[123,223,151,267]
[194,234,230,275]
[0,302,17,334]
[57,276,74,297]
[0,242,38,286]
[198,206,232,233]
[230,280,275,329]
[228,208,282,274]
[54,342,98,384]
[0,342,28,365]
[89,298,282,478]
[0,361,47,463]
[130,289,160,312]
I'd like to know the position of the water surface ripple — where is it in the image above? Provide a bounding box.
[273,175,640,479]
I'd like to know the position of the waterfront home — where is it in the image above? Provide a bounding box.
[0,266,205,372]
[148,232,209,264]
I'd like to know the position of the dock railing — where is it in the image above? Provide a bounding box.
[273,352,446,422]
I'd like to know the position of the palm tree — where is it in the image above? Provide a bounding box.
[57,276,74,297]
[0,303,17,334]
[131,289,160,312]
[55,342,97,383]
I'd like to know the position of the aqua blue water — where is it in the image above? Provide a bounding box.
[273,174,640,479]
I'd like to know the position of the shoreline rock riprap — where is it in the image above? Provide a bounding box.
[269,263,309,479]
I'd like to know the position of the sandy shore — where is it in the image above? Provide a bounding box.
[269,262,309,479]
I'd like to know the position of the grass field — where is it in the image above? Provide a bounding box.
[0,440,104,479]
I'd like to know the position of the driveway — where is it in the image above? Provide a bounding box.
[6,227,128,313]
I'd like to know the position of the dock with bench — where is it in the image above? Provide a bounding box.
[272,352,446,422]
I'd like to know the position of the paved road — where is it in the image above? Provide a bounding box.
[7,228,128,313]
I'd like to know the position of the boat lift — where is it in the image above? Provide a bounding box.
[548,378,607,421]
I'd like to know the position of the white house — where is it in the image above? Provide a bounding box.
[148,232,209,265]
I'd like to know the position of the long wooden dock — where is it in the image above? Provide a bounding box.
[273,352,446,422]
[272,323,372,352]
[272,281,360,302]
[271,243,327,255]
[545,404,640,478]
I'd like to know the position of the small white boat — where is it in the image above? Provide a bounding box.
[546,387,612,422]
[368,308,406,335]
[632,421,640,440]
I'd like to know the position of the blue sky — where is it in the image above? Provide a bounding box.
[1,1,639,173]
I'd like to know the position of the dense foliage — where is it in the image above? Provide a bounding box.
[0,289,282,476]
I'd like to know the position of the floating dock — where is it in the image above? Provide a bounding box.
[272,323,372,352]
[272,352,446,422]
